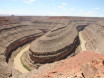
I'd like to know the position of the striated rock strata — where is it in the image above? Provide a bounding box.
[0,16,104,78]
[0,24,44,62]
[81,22,104,54]
[22,22,80,67]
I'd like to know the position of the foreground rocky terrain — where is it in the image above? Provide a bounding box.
[29,51,104,78]
[0,16,104,78]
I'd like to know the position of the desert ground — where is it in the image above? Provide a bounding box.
[0,16,104,78]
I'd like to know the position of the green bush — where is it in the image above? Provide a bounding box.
[20,56,31,71]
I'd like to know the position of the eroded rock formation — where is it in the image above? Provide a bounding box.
[20,51,104,78]
[0,16,104,78]
[22,22,79,68]
[81,22,104,53]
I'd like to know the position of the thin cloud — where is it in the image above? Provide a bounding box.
[58,2,67,9]
[58,6,64,9]
[62,2,67,6]
[23,0,36,4]
[79,10,84,12]
[94,8,100,10]
[69,8,74,12]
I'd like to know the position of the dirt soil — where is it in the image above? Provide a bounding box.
[14,44,30,73]
[79,32,86,51]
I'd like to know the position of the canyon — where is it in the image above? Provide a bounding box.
[0,16,104,78]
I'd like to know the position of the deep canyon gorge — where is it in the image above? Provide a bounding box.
[0,16,104,78]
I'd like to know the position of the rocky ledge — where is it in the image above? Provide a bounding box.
[80,22,104,54]
[0,16,62,78]
[19,51,104,78]
[21,22,80,71]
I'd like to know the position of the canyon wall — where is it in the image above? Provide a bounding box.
[0,16,104,78]
[81,22,104,54]
[27,23,78,63]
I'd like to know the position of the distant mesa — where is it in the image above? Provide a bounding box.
[11,15,14,16]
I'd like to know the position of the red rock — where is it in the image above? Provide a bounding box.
[81,63,97,78]
[30,51,104,78]
[91,57,100,65]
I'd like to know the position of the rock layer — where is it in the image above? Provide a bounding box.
[81,23,104,53]
[24,23,79,64]
[28,51,104,78]
[0,16,104,78]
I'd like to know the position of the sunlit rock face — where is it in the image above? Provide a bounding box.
[81,22,104,54]
[27,23,79,63]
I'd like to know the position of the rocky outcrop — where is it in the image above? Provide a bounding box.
[81,63,97,78]
[81,23,104,54]
[0,24,44,62]
[0,16,63,62]
[0,62,12,78]
[0,24,44,78]
[0,16,69,77]
[23,51,104,78]
[22,22,80,66]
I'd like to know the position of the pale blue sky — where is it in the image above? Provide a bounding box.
[0,0,104,17]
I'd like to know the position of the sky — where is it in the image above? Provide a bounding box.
[0,0,104,17]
